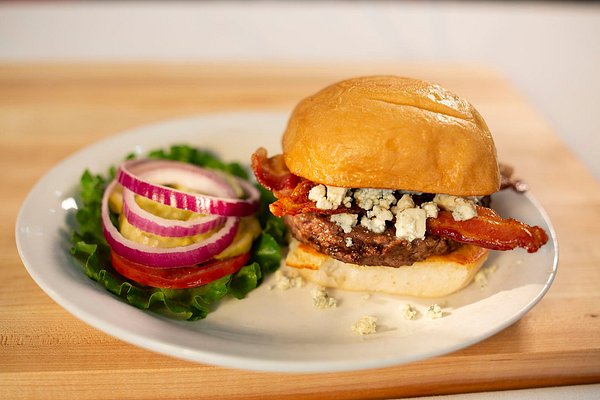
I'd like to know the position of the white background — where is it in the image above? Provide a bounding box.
[1,1,599,398]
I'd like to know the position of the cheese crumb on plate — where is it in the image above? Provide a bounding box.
[352,316,377,335]
[427,304,444,319]
[400,303,419,320]
[272,269,305,290]
[311,286,337,309]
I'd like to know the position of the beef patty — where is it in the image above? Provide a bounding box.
[284,213,462,268]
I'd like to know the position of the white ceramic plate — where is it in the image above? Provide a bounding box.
[16,112,558,373]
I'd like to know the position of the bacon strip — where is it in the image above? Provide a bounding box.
[251,148,549,253]
[252,148,353,216]
[427,206,548,253]
[251,148,300,198]
[269,180,316,216]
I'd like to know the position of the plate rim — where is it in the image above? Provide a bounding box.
[15,111,559,373]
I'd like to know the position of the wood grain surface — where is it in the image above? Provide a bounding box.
[1,64,599,399]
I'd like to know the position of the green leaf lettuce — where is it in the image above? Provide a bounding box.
[69,144,284,321]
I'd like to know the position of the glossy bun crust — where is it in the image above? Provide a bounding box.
[282,76,500,196]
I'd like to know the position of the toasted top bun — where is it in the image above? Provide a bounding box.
[285,238,489,297]
[282,76,500,196]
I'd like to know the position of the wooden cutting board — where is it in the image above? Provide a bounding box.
[1,64,599,399]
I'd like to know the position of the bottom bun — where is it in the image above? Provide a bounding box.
[285,238,489,297]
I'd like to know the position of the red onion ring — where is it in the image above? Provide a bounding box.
[102,180,240,268]
[121,187,227,237]
[117,159,259,216]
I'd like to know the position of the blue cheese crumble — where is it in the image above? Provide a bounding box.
[351,316,377,335]
[395,208,427,242]
[311,287,337,309]
[330,213,358,233]
[421,201,439,218]
[272,269,305,290]
[361,205,394,234]
[309,186,478,240]
[400,303,419,320]
[308,184,348,210]
[354,189,396,210]
[427,304,444,319]
[392,193,415,212]
[433,194,477,221]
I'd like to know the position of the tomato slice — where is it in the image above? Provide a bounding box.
[110,250,251,289]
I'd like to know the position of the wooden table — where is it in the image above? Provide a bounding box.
[2,64,599,399]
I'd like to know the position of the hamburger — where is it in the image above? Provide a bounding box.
[252,76,548,297]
